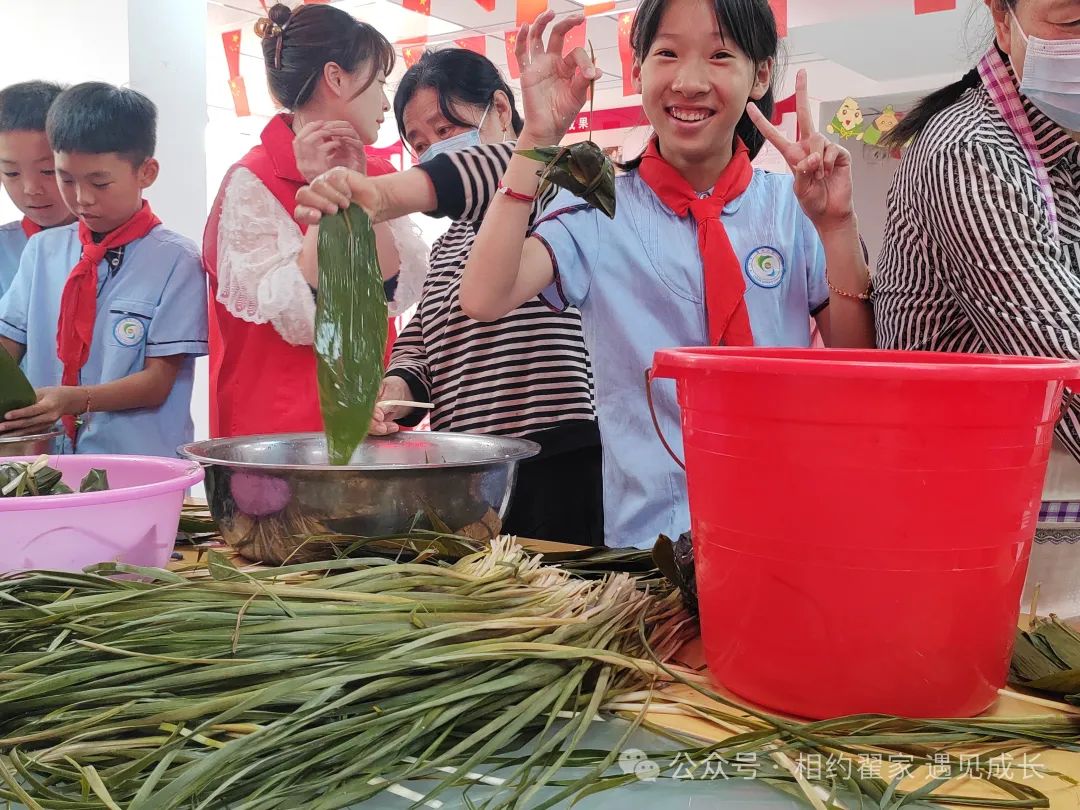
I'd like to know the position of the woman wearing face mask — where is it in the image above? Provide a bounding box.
[297,48,604,546]
[203,3,428,439]
[875,0,1080,607]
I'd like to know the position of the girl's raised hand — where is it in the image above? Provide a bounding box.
[294,167,386,226]
[516,11,602,146]
[293,121,366,182]
[747,70,855,233]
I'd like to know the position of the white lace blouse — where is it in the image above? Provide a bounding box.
[214,166,429,346]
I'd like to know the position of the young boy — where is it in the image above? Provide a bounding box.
[0,82,208,457]
[0,81,76,297]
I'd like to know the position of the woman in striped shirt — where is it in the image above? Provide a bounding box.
[874,0,1080,605]
[300,49,603,546]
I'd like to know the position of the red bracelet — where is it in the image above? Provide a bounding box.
[498,180,537,204]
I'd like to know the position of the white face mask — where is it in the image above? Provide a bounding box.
[419,103,492,163]
[1011,10,1080,132]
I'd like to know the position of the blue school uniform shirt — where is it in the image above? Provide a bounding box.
[533,169,829,548]
[0,222,209,457]
[0,221,28,299]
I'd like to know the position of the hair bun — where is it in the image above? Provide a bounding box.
[255,3,291,39]
[268,3,293,27]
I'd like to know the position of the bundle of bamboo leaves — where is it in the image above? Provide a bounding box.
[3,544,1080,809]
[0,541,691,809]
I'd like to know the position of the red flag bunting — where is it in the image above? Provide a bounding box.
[473,0,496,9]
[404,0,431,15]
[914,0,956,12]
[516,0,547,27]
[455,35,487,56]
[562,17,585,56]
[504,28,522,79]
[770,92,799,139]
[584,1,615,15]
[769,0,787,38]
[402,43,426,68]
[617,10,635,97]
[229,76,251,117]
[222,30,242,79]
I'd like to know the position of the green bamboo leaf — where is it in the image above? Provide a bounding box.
[0,345,36,415]
[315,204,388,465]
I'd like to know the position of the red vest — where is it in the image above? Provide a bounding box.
[203,114,398,438]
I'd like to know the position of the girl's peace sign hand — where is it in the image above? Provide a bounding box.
[747,70,855,234]
[515,11,602,146]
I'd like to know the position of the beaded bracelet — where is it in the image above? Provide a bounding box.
[827,275,873,301]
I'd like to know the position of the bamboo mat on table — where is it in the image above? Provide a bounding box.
[175,502,1080,809]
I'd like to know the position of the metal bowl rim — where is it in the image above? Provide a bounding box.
[0,428,63,444]
[178,431,541,472]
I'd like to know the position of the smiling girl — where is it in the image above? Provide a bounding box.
[455,0,875,547]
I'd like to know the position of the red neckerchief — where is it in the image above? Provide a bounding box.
[637,138,755,346]
[56,200,161,444]
[20,218,44,239]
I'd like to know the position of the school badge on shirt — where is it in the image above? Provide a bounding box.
[114,316,146,347]
[744,246,786,289]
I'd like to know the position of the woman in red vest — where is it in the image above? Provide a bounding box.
[203,2,427,438]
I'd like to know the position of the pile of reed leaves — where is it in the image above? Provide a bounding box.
[0,541,692,809]
[4,543,1080,809]
[1011,617,1080,703]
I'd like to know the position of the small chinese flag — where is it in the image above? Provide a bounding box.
[516,0,547,27]
[402,43,426,68]
[562,17,585,56]
[914,0,956,12]
[473,0,496,9]
[769,0,787,38]
[222,30,242,79]
[404,0,431,15]
[504,28,521,79]
[584,1,615,15]
[229,76,250,117]
[456,35,487,57]
[617,11,635,97]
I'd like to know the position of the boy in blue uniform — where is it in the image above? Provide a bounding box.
[0,83,208,457]
[0,81,76,297]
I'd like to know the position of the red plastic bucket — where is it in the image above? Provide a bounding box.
[651,348,1080,719]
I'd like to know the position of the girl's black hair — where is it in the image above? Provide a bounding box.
[260,3,395,110]
[393,48,524,145]
[623,0,779,170]
[883,0,1016,149]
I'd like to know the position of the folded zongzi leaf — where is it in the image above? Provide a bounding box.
[0,346,36,417]
[79,468,109,493]
[315,204,389,465]
[517,141,616,219]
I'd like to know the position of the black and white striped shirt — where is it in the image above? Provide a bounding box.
[875,71,1080,463]
[386,142,597,446]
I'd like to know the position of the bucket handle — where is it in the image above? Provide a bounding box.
[644,369,685,471]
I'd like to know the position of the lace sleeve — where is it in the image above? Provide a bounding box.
[384,215,429,316]
[216,167,315,346]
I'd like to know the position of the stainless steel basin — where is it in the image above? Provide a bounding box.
[179,432,539,564]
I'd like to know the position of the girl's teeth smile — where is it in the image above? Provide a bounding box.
[668,107,713,123]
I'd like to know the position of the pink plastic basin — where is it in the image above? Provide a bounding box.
[0,455,203,573]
